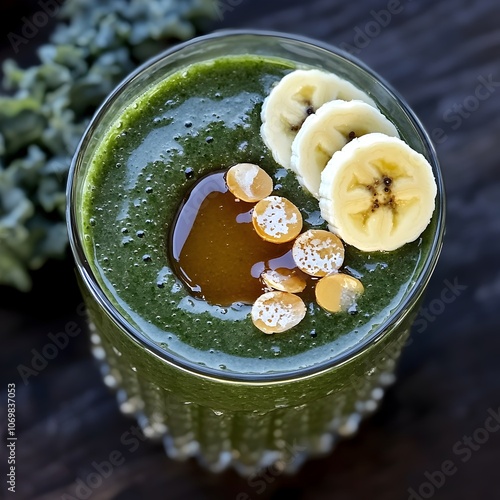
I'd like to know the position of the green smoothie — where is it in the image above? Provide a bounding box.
[81,55,431,375]
[69,31,443,474]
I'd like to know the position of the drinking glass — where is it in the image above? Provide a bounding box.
[67,30,445,475]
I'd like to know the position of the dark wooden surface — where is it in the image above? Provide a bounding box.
[2,0,500,498]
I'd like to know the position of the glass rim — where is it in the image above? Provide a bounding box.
[66,29,446,385]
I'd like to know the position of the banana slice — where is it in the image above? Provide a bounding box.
[261,69,376,169]
[261,267,307,293]
[252,196,303,244]
[290,100,399,198]
[319,133,437,252]
[315,273,364,313]
[251,291,306,334]
[226,163,273,202]
[292,229,344,277]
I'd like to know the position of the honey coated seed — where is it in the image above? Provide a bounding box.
[251,291,306,334]
[292,229,345,277]
[252,196,303,244]
[315,273,364,313]
[226,163,273,202]
[261,267,307,293]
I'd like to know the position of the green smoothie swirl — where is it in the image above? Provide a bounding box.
[81,55,433,376]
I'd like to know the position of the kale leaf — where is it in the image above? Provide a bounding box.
[0,0,217,290]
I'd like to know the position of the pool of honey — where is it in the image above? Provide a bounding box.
[169,171,315,307]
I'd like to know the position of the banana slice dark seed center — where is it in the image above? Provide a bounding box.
[290,100,315,132]
[366,175,396,212]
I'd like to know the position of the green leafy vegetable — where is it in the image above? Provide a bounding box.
[0,0,217,290]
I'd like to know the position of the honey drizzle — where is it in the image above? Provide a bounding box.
[170,171,312,307]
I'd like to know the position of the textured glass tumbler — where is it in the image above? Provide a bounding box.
[67,30,445,475]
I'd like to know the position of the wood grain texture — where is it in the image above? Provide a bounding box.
[1,0,500,498]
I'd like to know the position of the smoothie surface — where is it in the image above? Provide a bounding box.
[81,55,433,375]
